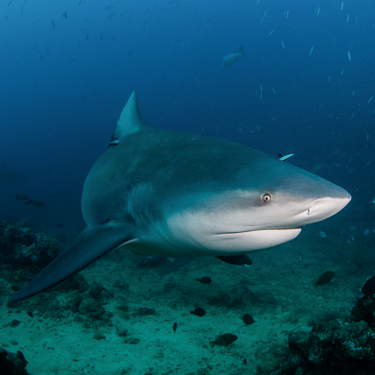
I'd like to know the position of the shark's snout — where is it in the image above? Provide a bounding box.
[307,194,351,220]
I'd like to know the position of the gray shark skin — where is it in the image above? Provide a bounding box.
[223,46,245,67]
[9,91,351,302]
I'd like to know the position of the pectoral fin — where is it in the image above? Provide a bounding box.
[9,223,135,302]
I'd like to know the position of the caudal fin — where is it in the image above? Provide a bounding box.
[238,46,245,57]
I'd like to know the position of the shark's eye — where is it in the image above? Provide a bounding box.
[262,193,271,203]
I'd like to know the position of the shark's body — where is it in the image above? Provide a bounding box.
[10,91,351,302]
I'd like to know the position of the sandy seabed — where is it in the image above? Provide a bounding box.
[0,229,370,375]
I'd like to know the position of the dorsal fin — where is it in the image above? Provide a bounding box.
[111,90,146,142]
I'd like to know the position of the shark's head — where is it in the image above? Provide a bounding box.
[162,155,351,255]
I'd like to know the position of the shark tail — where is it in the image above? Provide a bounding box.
[239,46,245,57]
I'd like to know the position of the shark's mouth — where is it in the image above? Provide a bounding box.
[212,228,302,252]
[217,227,301,235]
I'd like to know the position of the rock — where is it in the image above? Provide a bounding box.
[113,280,130,290]
[283,318,375,374]
[14,232,60,270]
[124,337,140,344]
[10,320,21,328]
[93,333,106,340]
[253,290,278,305]
[89,282,113,301]
[78,298,105,317]
[64,290,83,313]
[117,301,129,312]
[136,307,155,316]
[351,295,375,329]
[208,287,257,308]
[0,347,29,375]
[58,274,89,294]
[288,331,309,353]
[115,323,129,337]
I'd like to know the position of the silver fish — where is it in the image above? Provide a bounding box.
[222,46,244,67]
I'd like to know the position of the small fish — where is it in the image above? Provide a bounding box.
[278,153,294,162]
[318,231,327,238]
[242,314,255,325]
[57,223,64,228]
[222,46,244,67]
[16,193,29,201]
[260,10,267,23]
[62,11,67,20]
[52,19,55,29]
[362,276,375,296]
[243,359,247,365]
[309,46,314,56]
[209,333,238,348]
[281,40,285,49]
[106,140,120,148]
[173,322,177,333]
[190,307,206,317]
[348,51,351,61]
[314,271,334,288]
[197,277,212,284]
[30,200,47,207]
[268,28,274,36]
[27,311,34,317]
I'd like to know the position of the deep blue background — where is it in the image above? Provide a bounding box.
[0,0,373,237]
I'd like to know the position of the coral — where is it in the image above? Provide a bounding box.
[279,316,375,375]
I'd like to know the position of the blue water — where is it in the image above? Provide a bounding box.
[0,0,373,233]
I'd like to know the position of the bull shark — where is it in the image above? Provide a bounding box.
[9,91,351,302]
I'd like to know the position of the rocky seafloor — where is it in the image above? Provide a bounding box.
[1,219,375,375]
